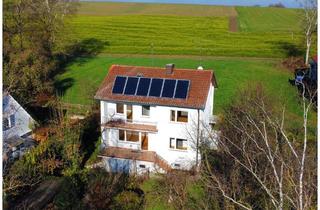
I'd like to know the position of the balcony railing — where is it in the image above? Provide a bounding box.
[102,116,157,127]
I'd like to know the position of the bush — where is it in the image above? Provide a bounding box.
[82,169,128,209]
[53,175,86,209]
[113,190,144,210]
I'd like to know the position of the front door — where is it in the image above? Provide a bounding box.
[141,132,148,150]
[126,104,133,122]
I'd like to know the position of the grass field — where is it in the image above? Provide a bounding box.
[77,2,237,16]
[63,2,310,58]
[56,2,317,126]
[55,55,308,121]
[236,6,301,32]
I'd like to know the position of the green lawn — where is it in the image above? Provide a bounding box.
[55,55,306,120]
[140,177,174,210]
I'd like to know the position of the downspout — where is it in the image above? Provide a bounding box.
[196,109,200,171]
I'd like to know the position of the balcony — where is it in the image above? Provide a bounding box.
[102,118,158,133]
[99,146,171,172]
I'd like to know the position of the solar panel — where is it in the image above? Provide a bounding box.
[112,76,190,100]
[161,79,177,98]
[112,76,127,94]
[124,77,139,95]
[149,78,164,97]
[174,80,189,99]
[136,78,151,96]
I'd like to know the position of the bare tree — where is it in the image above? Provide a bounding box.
[200,85,317,209]
[298,0,317,65]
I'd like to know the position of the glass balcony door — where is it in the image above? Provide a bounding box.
[126,104,133,122]
[141,132,148,150]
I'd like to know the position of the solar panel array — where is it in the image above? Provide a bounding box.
[112,76,190,99]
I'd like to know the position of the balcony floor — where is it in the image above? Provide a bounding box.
[102,120,157,133]
[99,146,156,163]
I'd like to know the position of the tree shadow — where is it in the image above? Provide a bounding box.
[52,38,109,97]
[80,111,101,167]
[271,41,304,57]
[56,38,109,70]
[53,78,75,97]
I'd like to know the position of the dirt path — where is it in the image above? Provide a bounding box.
[229,16,238,32]
[15,178,63,209]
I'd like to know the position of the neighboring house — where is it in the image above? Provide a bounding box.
[95,64,217,174]
[3,93,36,170]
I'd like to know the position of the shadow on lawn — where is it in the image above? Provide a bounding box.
[53,38,109,97]
[271,41,303,57]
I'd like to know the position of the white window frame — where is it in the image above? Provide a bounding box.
[118,129,141,143]
[116,103,125,114]
[170,110,188,123]
[169,137,188,150]
[141,105,150,117]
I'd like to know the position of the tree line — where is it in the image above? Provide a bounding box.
[3,0,78,105]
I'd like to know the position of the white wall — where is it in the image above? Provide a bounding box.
[101,156,164,174]
[3,95,35,139]
[100,93,214,171]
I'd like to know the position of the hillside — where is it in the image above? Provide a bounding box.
[62,2,308,58]
[77,1,237,16]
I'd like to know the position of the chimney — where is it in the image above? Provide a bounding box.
[166,64,175,74]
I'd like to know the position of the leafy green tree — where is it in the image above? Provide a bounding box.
[3,0,78,104]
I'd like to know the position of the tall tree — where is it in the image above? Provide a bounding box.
[3,0,78,104]
[299,0,317,65]
[201,85,317,209]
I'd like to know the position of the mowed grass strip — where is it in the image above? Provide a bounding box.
[66,15,303,58]
[236,6,301,32]
[77,2,238,17]
[55,55,306,122]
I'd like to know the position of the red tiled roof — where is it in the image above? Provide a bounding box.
[102,120,158,133]
[95,65,217,109]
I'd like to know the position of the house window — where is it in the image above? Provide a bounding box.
[170,110,188,123]
[169,138,188,150]
[142,105,150,116]
[176,138,188,150]
[177,111,188,122]
[116,103,124,114]
[3,118,9,131]
[126,130,139,142]
[9,114,15,127]
[170,110,176,121]
[139,164,146,168]
[119,129,125,141]
[169,138,175,149]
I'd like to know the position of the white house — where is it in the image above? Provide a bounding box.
[95,64,217,174]
[3,93,36,168]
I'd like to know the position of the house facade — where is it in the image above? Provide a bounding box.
[95,64,217,174]
[3,93,36,170]
[3,94,35,140]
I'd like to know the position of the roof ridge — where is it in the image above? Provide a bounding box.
[110,64,213,72]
